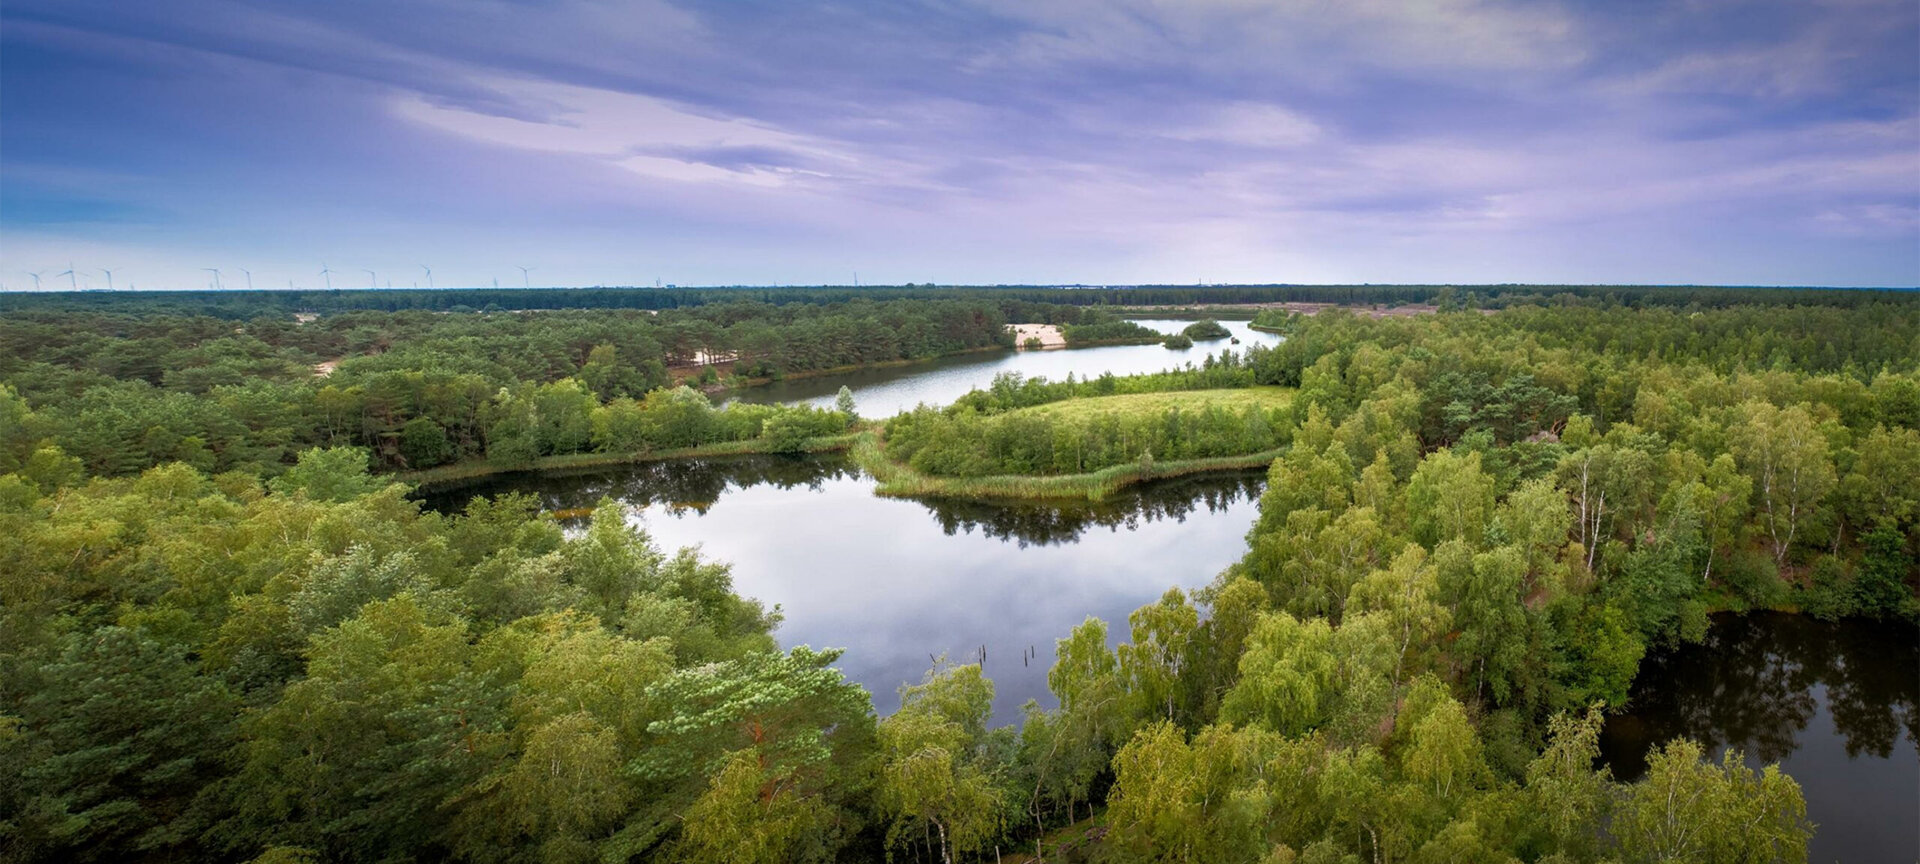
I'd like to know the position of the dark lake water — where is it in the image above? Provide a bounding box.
[424,455,1266,721]
[733,318,1282,417]
[1600,613,1919,863]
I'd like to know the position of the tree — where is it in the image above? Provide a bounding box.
[1220,611,1336,736]
[1518,707,1609,859]
[1397,684,1485,801]
[398,417,453,467]
[1345,544,1449,700]
[1441,544,1531,704]
[1117,588,1198,726]
[269,446,388,502]
[1556,443,1656,572]
[875,662,1004,864]
[1614,740,1810,864]
[1729,401,1836,566]
[1037,618,1123,824]
[1405,449,1496,548]
[9,626,238,862]
[680,749,828,864]
[1104,721,1274,864]
[833,386,857,422]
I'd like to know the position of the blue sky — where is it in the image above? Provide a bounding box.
[3,0,1915,289]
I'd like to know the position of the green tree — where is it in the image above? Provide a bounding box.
[269,446,387,502]
[1614,740,1810,864]
[875,662,1004,864]
[398,417,453,467]
[1117,588,1198,726]
[1105,721,1275,864]
[1729,401,1836,566]
[1220,611,1336,736]
[1405,449,1496,548]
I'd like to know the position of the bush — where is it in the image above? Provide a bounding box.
[1796,555,1853,620]
[1183,319,1232,340]
[1721,549,1786,611]
[1162,334,1194,350]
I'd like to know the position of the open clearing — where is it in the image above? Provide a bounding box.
[1008,322,1066,348]
[1008,387,1292,422]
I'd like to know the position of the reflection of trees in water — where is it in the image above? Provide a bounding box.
[1602,613,1919,779]
[913,473,1265,548]
[422,455,860,516]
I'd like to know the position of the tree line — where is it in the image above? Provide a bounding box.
[4,283,1910,317]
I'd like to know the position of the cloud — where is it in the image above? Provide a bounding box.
[1,0,1915,287]
[391,78,854,187]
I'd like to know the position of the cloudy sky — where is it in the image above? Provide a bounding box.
[3,0,1915,289]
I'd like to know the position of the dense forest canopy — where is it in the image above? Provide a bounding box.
[3,290,1916,863]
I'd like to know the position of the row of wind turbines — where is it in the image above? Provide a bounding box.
[19,263,542,291]
[22,263,123,291]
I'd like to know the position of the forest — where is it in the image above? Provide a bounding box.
[3,288,1917,863]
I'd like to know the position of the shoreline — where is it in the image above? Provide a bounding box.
[702,345,1011,393]
[399,432,863,493]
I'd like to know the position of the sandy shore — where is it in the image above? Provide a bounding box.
[1009,322,1066,349]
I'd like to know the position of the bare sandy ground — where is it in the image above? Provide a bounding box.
[313,359,339,377]
[1008,323,1067,349]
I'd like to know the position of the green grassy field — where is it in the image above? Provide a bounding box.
[1008,386,1292,422]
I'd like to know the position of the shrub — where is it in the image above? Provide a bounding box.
[1183,319,1232,340]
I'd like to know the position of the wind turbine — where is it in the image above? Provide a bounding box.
[25,271,43,290]
[59,262,78,290]
[238,267,254,291]
[319,263,335,290]
[516,265,534,288]
[362,269,377,288]
[420,264,433,289]
[99,267,118,290]
[202,268,223,290]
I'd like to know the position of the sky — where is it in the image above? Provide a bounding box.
[2,0,1916,290]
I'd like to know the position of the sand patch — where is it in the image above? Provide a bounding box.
[1009,323,1066,349]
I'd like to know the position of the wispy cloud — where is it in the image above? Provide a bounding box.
[1,0,1914,288]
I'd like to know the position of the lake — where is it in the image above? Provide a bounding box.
[424,455,1266,721]
[426,321,1911,859]
[1599,612,1918,863]
[733,317,1282,418]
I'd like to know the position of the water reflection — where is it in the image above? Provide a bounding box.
[1600,613,1919,863]
[734,318,1282,417]
[422,455,1267,722]
[421,454,863,517]
[915,473,1265,548]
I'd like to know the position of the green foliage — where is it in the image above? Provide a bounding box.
[1183,319,1233,341]
[268,446,387,501]
[876,661,1006,863]
[885,386,1290,478]
[1614,740,1811,864]
[9,295,1899,863]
